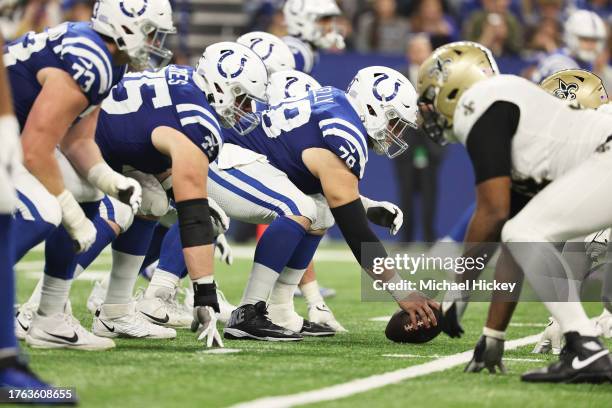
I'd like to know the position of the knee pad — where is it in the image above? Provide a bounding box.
[100,196,134,233]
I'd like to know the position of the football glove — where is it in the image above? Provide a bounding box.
[0,115,22,175]
[465,334,506,374]
[215,233,233,265]
[585,229,609,262]
[87,162,142,214]
[123,169,169,217]
[208,197,230,236]
[440,301,465,338]
[57,190,97,253]
[194,306,224,348]
[593,309,612,339]
[532,317,564,355]
[360,196,403,235]
[308,302,347,332]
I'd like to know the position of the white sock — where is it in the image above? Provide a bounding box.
[104,250,142,305]
[269,267,305,306]
[240,263,278,305]
[300,280,324,308]
[38,275,72,316]
[545,301,599,337]
[145,269,180,299]
[25,277,44,306]
[192,275,214,285]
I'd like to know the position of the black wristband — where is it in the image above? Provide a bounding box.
[193,282,220,313]
[176,198,214,248]
[330,198,388,272]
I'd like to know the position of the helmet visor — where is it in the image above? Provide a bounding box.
[375,112,417,159]
[220,87,266,135]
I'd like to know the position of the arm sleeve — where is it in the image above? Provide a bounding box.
[465,101,520,185]
[330,198,388,272]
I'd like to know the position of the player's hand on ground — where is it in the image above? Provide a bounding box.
[194,306,224,348]
[308,302,348,332]
[115,175,142,214]
[215,233,233,265]
[465,335,506,374]
[532,317,563,354]
[397,292,439,329]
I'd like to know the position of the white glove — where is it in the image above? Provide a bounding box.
[215,233,233,265]
[122,168,169,216]
[308,303,347,332]
[57,190,97,253]
[361,196,403,235]
[532,317,564,355]
[0,115,22,174]
[592,309,612,339]
[87,162,142,214]
[194,306,224,348]
[585,229,610,262]
[208,197,230,236]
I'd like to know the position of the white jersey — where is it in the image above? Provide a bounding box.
[454,75,612,185]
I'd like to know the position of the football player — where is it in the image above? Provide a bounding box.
[282,0,345,74]
[531,10,607,83]
[237,31,296,74]
[417,42,612,382]
[89,42,268,347]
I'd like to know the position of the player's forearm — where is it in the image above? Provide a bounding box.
[61,137,105,178]
[23,148,65,196]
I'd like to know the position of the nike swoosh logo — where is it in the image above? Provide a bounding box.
[315,306,328,312]
[17,319,28,332]
[571,349,609,370]
[46,331,79,344]
[141,311,169,324]
[100,320,115,332]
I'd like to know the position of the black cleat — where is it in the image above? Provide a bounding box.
[521,332,612,383]
[223,302,303,342]
[299,320,335,337]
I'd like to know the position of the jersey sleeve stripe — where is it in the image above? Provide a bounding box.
[62,37,112,90]
[319,118,369,161]
[179,115,223,147]
[176,103,221,128]
[321,128,366,178]
[61,46,110,93]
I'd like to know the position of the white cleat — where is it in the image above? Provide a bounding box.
[532,317,563,355]
[136,287,192,328]
[593,309,612,339]
[308,302,348,333]
[183,287,236,324]
[15,302,37,340]
[87,281,107,314]
[93,303,176,339]
[26,311,115,351]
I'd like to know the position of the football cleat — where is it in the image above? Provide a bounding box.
[440,301,465,339]
[93,303,177,339]
[522,332,612,383]
[136,287,192,328]
[14,302,37,340]
[299,320,335,337]
[223,302,303,341]
[26,312,115,351]
[308,302,348,333]
[86,280,107,314]
[464,335,506,374]
[593,309,612,339]
[294,286,336,299]
[267,302,335,337]
[532,317,564,355]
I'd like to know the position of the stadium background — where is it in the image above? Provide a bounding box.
[2,0,610,240]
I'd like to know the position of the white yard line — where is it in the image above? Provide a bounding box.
[381,354,545,363]
[369,316,547,328]
[230,334,541,408]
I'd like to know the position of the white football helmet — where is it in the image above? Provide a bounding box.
[267,70,322,105]
[197,42,269,135]
[283,0,345,50]
[91,0,175,70]
[347,66,418,158]
[236,31,295,74]
[564,10,607,63]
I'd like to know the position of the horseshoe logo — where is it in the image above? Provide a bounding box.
[120,0,148,18]
[249,38,275,61]
[373,73,401,102]
[217,49,248,79]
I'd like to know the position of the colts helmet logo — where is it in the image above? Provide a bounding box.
[372,73,401,102]
[284,76,311,98]
[553,78,579,100]
[249,38,275,61]
[120,0,148,18]
[428,58,451,81]
[217,49,248,79]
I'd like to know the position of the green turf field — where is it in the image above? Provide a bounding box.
[12,245,612,408]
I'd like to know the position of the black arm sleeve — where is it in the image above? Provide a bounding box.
[466,101,520,185]
[330,198,388,272]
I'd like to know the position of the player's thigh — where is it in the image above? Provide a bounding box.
[13,163,61,226]
[503,149,612,243]
[208,161,316,225]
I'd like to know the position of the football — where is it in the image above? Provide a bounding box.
[385,308,443,344]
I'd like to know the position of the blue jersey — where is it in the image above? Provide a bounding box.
[96,65,223,175]
[4,22,127,128]
[531,48,591,83]
[224,87,368,194]
[283,36,317,74]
